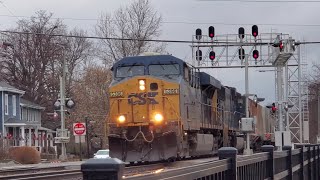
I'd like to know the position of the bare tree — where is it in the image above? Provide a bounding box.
[95,0,166,66]
[0,10,92,129]
[308,62,320,101]
[68,65,112,142]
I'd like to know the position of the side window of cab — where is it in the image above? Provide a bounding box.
[184,66,190,82]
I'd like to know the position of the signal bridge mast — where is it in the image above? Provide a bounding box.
[190,25,308,152]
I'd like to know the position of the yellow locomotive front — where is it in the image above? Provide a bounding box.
[107,55,183,163]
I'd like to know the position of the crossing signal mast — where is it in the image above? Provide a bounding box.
[191,25,306,151]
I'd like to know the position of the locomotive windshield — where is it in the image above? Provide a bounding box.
[149,64,180,76]
[116,65,145,77]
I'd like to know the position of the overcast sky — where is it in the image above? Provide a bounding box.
[0,0,319,104]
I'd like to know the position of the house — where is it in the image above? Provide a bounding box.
[0,81,55,152]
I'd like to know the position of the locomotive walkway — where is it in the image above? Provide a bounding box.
[80,144,320,180]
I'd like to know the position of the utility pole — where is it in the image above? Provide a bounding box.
[59,57,67,161]
[244,54,252,155]
[85,116,90,158]
[318,87,320,143]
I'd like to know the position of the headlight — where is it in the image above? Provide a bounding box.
[139,80,145,91]
[118,115,126,123]
[139,80,145,85]
[154,113,163,123]
[139,85,145,91]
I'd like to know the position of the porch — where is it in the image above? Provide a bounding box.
[2,123,56,153]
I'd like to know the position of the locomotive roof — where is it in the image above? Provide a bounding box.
[111,55,187,70]
[197,72,222,89]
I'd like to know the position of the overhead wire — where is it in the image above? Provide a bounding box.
[0,1,20,21]
[0,14,320,27]
[198,0,320,2]
[0,30,320,45]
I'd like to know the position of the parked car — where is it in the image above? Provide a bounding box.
[93,149,110,159]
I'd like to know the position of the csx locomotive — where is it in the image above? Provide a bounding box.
[107,54,273,163]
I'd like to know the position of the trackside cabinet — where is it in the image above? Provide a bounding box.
[81,158,125,180]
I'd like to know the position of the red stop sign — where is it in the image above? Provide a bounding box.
[73,123,86,135]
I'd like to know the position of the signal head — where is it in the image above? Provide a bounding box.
[252,25,258,37]
[238,27,245,39]
[208,26,215,38]
[209,51,215,60]
[253,50,259,59]
[238,48,245,60]
[196,49,202,61]
[195,28,202,40]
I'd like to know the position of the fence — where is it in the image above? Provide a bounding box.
[81,144,320,180]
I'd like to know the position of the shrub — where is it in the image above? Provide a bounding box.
[0,149,9,161]
[8,146,41,164]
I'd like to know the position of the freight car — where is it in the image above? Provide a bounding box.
[107,54,273,163]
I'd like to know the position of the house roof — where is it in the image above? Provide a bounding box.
[0,81,25,94]
[38,126,55,133]
[4,118,25,124]
[20,98,45,110]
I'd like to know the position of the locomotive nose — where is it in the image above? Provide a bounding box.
[109,76,179,126]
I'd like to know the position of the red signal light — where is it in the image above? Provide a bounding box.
[271,103,277,113]
[279,41,284,51]
[252,25,258,37]
[253,50,259,59]
[208,26,215,38]
[209,51,215,60]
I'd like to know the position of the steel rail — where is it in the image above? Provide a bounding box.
[0,169,81,180]
[0,166,66,176]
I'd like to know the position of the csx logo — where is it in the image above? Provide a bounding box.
[128,92,159,105]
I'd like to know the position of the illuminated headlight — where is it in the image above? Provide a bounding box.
[139,80,145,85]
[154,113,163,123]
[139,80,146,91]
[139,85,145,91]
[118,115,126,123]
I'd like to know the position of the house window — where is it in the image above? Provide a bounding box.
[20,108,23,120]
[4,94,8,115]
[12,95,16,116]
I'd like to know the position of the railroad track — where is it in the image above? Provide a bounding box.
[0,162,166,180]
[0,166,67,177]
[0,156,218,180]
[0,169,82,180]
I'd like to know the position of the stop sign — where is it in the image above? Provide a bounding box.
[73,123,86,136]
